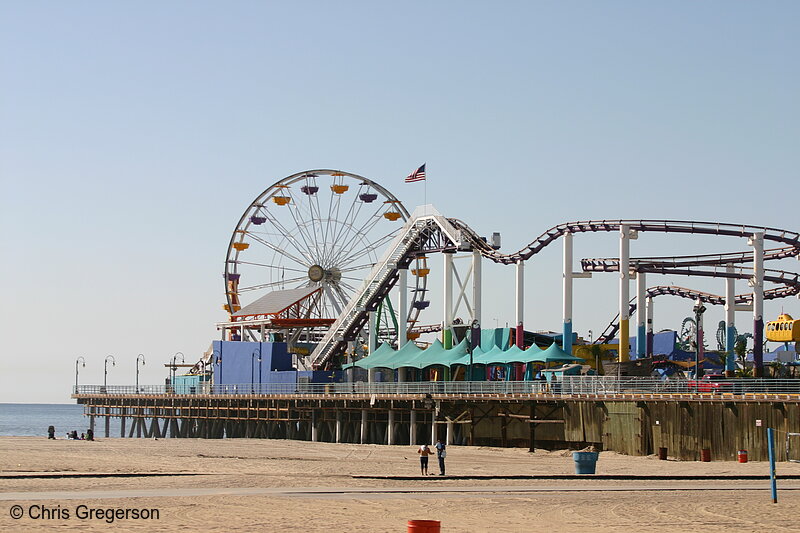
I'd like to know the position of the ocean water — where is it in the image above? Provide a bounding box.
[0,403,100,437]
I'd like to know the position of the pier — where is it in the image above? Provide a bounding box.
[74,379,800,462]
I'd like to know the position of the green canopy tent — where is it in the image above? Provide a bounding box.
[529,343,586,364]
[383,340,424,370]
[350,342,397,369]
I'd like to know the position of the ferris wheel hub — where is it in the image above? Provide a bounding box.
[308,265,324,282]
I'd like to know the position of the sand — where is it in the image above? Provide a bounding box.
[1,436,799,532]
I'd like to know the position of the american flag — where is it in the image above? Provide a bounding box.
[405,164,426,183]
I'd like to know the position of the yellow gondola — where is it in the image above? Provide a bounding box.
[222,304,241,313]
[232,242,250,251]
[766,313,800,342]
[272,196,291,206]
[331,184,349,194]
[383,211,401,221]
[411,268,430,277]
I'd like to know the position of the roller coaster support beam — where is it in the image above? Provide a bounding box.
[619,225,634,362]
[397,268,408,382]
[646,296,654,357]
[398,268,408,348]
[563,232,574,355]
[749,232,765,377]
[443,252,454,349]
[636,271,647,358]
[516,260,524,348]
[368,310,377,383]
[725,265,736,376]
[472,250,482,328]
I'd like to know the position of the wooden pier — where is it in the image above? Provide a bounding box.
[72,392,800,462]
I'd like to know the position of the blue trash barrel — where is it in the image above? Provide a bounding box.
[573,451,599,474]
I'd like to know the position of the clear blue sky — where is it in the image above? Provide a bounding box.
[2,2,798,402]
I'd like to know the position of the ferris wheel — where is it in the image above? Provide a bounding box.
[224,169,429,342]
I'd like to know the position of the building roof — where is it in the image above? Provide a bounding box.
[232,286,320,318]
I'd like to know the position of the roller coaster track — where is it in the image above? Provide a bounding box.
[310,214,800,369]
[592,282,800,346]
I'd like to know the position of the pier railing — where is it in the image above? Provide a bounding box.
[74,377,800,398]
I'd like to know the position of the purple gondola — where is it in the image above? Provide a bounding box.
[359,193,378,203]
[413,300,430,310]
[226,273,241,281]
[250,216,266,225]
[301,185,319,195]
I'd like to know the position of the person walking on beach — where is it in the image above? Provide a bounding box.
[417,443,434,475]
[434,438,447,475]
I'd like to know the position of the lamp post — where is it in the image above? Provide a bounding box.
[75,356,86,393]
[693,300,707,379]
[214,350,222,392]
[251,351,262,394]
[104,355,116,389]
[171,352,185,385]
[135,353,146,393]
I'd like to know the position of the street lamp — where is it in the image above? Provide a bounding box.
[104,355,116,389]
[75,356,86,393]
[693,300,707,379]
[136,353,146,393]
[171,352,185,385]
[214,350,222,391]
[251,351,262,394]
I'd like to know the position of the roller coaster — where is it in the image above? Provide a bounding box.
[221,170,800,378]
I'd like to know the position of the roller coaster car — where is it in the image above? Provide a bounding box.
[766,314,800,343]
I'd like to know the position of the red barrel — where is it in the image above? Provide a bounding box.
[658,447,668,460]
[738,450,748,463]
[408,520,441,533]
[700,448,711,462]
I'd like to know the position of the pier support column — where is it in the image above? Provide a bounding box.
[360,409,368,444]
[431,413,437,445]
[443,252,454,348]
[619,224,632,362]
[749,232,765,377]
[446,419,454,445]
[311,410,318,442]
[398,268,408,347]
[335,411,342,443]
[516,260,524,348]
[387,410,395,445]
[636,272,647,358]
[410,410,417,445]
[646,296,654,358]
[120,408,126,438]
[105,408,110,438]
[89,407,95,434]
[725,266,737,376]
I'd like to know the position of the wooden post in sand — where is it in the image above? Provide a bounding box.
[410,410,417,445]
[120,408,126,438]
[104,407,110,438]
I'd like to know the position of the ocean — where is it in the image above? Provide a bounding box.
[0,403,108,437]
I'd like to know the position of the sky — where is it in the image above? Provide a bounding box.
[1,1,798,403]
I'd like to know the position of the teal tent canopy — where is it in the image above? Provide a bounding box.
[353,342,397,369]
[422,337,470,368]
[528,343,585,364]
[471,345,507,365]
[383,341,424,370]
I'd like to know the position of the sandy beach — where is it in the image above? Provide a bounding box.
[1,436,799,532]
